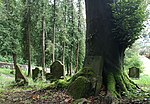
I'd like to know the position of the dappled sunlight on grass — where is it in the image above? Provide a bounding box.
[0,68,50,93]
[132,75,150,92]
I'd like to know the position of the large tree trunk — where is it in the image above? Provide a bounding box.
[84,0,139,97]
[67,0,140,99]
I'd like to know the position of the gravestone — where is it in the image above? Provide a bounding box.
[32,67,42,81]
[15,65,28,86]
[129,67,140,78]
[50,60,64,79]
[84,56,103,95]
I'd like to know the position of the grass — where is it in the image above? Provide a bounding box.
[0,68,13,75]
[0,68,49,93]
[0,68,14,92]
[0,68,149,104]
[0,68,149,95]
[132,75,150,92]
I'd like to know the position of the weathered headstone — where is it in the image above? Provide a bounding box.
[15,65,28,86]
[50,60,64,79]
[128,67,140,78]
[32,67,42,81]
[84,56,103,95]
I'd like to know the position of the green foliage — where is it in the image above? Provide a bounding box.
[0,0,23,56]
[0,68,14,92]
[0,55,25,64]
[69,67,96,83]
[0,0,85,71]
[111,0,147,48]
[124,48,143,72]
[0,55,13,63]
[0,68,13,75]
[133,75,150,92]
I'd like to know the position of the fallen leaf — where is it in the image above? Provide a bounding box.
[64,98,72,103]
[32,95,40,100]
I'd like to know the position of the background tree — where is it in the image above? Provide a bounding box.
[21,0,32,76]
[0,0,86,76]
[0,0,23,68]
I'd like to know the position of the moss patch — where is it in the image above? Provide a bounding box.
[67,76,92,99]
[67,67,98,99]
[69,67,96,83]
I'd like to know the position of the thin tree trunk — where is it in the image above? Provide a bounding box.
[75,0,81,73]
[62,42,65,65]
[52,0,56,62]
[27,30,31,77]
[75,42,79,73]
[69,47,73,76]
[12,53,17,70]
[27,0,31,77]
[67,62,69,76]
[42,15,46,74]
[62,0,67,65]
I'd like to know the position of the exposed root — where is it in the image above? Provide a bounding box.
[105,71,143,99]
[106,72,121,98]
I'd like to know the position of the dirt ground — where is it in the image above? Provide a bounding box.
[0,88,149,104]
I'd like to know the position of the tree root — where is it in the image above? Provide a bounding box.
[105,71,143,99]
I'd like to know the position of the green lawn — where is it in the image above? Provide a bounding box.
[0,68,150,93]
[0,68,14,92]
[132,75,150,92]
[0,68,49,93]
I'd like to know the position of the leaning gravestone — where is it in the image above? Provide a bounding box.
[15,65,28,86]
[129,67,140,78]
[32,67,42,81]
[50,61,64,79]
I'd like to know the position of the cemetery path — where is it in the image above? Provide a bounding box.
[140,56,150,75]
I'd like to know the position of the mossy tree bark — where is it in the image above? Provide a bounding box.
[82,0,140,98]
